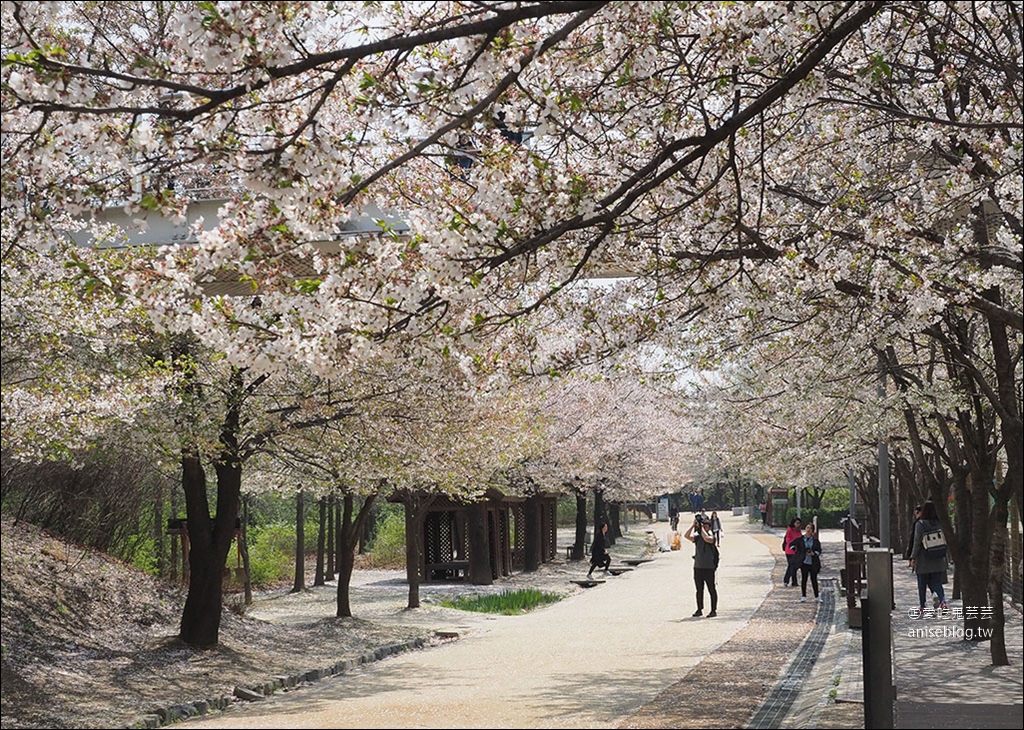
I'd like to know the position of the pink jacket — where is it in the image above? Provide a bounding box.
[784,526,802,556]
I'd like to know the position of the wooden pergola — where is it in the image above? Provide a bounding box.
[388,489,560,585]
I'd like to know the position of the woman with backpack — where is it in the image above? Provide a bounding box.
[910,500,948,612]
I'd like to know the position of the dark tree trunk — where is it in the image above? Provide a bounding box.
[523,495,540,573]
[572,491,587,561]
[961,471,993,642]
[178,368,244,648]
[593,489,606,536]
[326,494,335,578]
[468,500,492,585]
[314,496,326,587]
[178,453,239,648]
[401,492,434,609]
[608,502,620,543]
[984,287,1020,665]
[335,493,377,618]
[334,498,342,578]
[358,500,377,555]
[240,496,252,605]
[291,490,305,594]
[987,498,1010,663]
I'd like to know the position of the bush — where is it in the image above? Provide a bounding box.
[246,522,293,587]
[364,508,406,568]
[784,508,847,529]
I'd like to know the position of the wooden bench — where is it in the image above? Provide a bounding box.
[425,561,470,581]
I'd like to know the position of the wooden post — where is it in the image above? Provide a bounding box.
[468,500,492,585]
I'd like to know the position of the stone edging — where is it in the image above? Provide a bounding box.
[129,638,427,728]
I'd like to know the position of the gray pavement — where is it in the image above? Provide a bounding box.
[765,522,1024,729]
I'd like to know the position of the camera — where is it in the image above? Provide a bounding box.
[695,514,707,524]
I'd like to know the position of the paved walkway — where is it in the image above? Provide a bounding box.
[185,513,778,728]
[767,523,1024,729]
[179,514,1022,729]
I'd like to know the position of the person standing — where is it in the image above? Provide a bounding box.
[587,522,611,578]
[669,501,680,532]
[685,514,718,617]
[783,517,803,587]
[910,501,948,612]
[790,522,822,602]
[710,511,722,546]
[759,501,767,525]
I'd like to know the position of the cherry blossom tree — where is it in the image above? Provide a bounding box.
[3,1,1020,655]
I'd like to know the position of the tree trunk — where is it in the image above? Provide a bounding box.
[961,472,992,642]
[178,447,241,648]
[572,491,587,561]
[987,498,1010,664]
[468,500,492,585]
[358,500,377,555]
[314,496,326,587]
[335,493,377,618]
[291,490,305,594]
[178,368,244,648]
[523,495,540,573]
[593,489,606,537]
[240,496,253,605]
[401,492,432,609]
[326,494,335,578]
[985,284,1022,665]
[608,502,620,544]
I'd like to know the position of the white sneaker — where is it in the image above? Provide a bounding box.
[800,596,807,603]
[815,596,822,603]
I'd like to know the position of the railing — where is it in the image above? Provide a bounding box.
[841,516,879,629]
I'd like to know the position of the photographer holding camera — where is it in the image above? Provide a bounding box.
[685,513,719,617]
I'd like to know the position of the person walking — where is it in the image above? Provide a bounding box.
[759,501,767,525]
[587,522,611,578]
[790,522,822,602]
[910,501,948,612]
[669,502,680,532]
[782,517,803,587]
[710,511,722,546]
[685,513,718,617]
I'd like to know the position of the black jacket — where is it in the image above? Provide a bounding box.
[789,534,822,573]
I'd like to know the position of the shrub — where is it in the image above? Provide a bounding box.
[784,508,847,529]
[246,522,293,587]
[364,508,406,568]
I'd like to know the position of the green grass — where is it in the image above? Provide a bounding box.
[439,588,562,615]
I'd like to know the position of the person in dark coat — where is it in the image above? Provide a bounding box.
[587,522,611,578]
[910,501,948,611]
[790,522,822,602]
[783,517,804,587]
[685,513,718,617]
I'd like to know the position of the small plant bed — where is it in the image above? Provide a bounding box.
[439,588,562,615]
